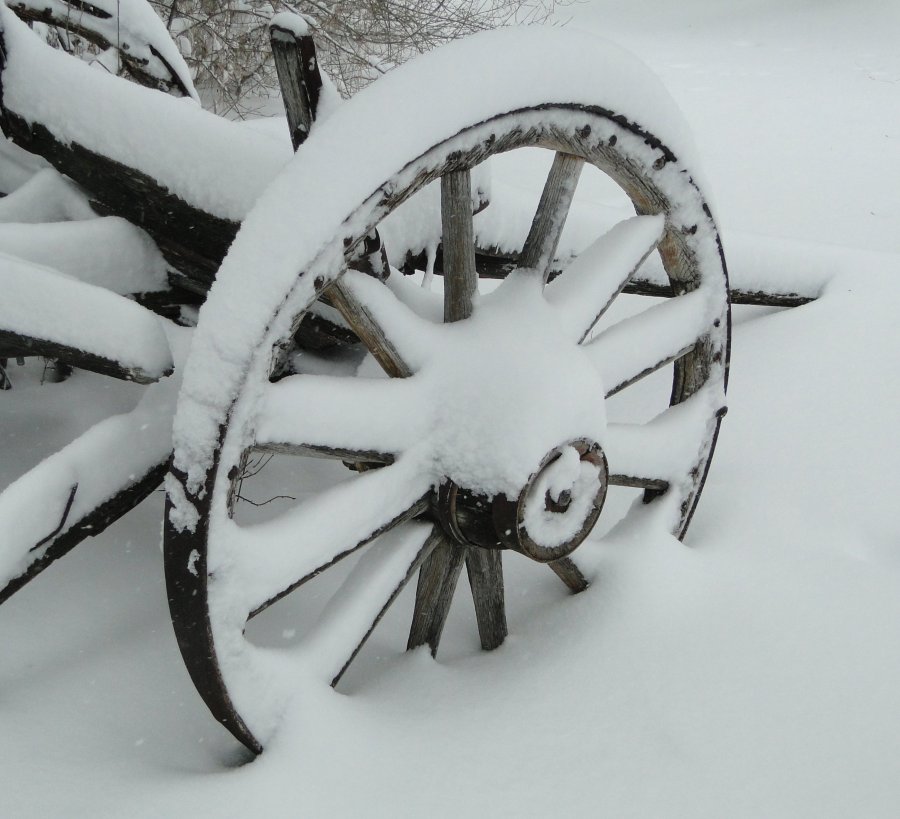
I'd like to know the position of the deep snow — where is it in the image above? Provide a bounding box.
[2,1,900,816]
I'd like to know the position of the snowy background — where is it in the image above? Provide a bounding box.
[2,0,900,815]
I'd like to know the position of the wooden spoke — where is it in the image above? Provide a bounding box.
[254,373,425,463]
[545,214,665,343]
[407,535,468,655]
[299,523,441,685]
[548,556,590,594]
[331,269,440,375]
[604,385,724,494]
[466,549,507,651]
[441,169,478,322]
[326,278,413,378]
[584,289,713,398]
[518,152,584,281]
[230,457,433,617]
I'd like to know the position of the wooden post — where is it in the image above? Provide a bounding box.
[441,170,478,322]
[269,16,322,150]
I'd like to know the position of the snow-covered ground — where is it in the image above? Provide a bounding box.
[2,0,900,815]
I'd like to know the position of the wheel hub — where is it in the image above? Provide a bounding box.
[435,438,609,562]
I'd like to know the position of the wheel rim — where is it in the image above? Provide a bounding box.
[165,103,730,753]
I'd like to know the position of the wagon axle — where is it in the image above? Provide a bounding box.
[434,439,609,563]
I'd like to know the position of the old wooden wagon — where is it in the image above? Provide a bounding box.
[0,1,819,753]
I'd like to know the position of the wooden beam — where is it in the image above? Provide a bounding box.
[401,247,818,308]
[270,18,322,150]
[9,1,195,98]
[0,459,169,606]
[0,328,171,384]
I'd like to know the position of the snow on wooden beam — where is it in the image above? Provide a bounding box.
[8,0,198,99]
[0,254,174,383]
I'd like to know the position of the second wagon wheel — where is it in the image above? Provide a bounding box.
[165,28,730,753]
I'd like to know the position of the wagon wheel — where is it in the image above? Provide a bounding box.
[165,31,730,754]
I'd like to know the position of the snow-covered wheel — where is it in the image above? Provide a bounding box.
[164,28,730,753]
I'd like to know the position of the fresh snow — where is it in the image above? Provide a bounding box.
[0,324,185,590]
[12,0,199,102]
[269,11,310,39]
[0,217,168,293]
[0,167,95,223]
[0,5,291,221]
[2,1,900,816]
[0,252,172,375]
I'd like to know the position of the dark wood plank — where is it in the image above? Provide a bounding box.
[608,473,669,492]
[465,549,507,650]
[549,556,590,593]
[403,248,817,307]
[407,535,467,655]
[1,459,169,605]
[0,328,170,384]
[270,18,322,150]
[0,110,239,291]
[253,441,394,465]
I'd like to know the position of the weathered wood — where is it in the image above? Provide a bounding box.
[518,152,584,280]
[9,1,194,98]
[407,534,467,655]
[270,19,393,358]
[549,556,590,593]
[326,280,412,378]
[725,288,815,308]
[465,549,507,651]
[270,19,322,150]
[441,169,478,322]
[0,459,168,605]
[253,441,394,465]
[402,248,816,307]
[608,473,669,492]
[0,328,170,384]
[131,288,203,324]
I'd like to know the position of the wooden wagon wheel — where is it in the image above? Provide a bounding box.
[164,31,730,754]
